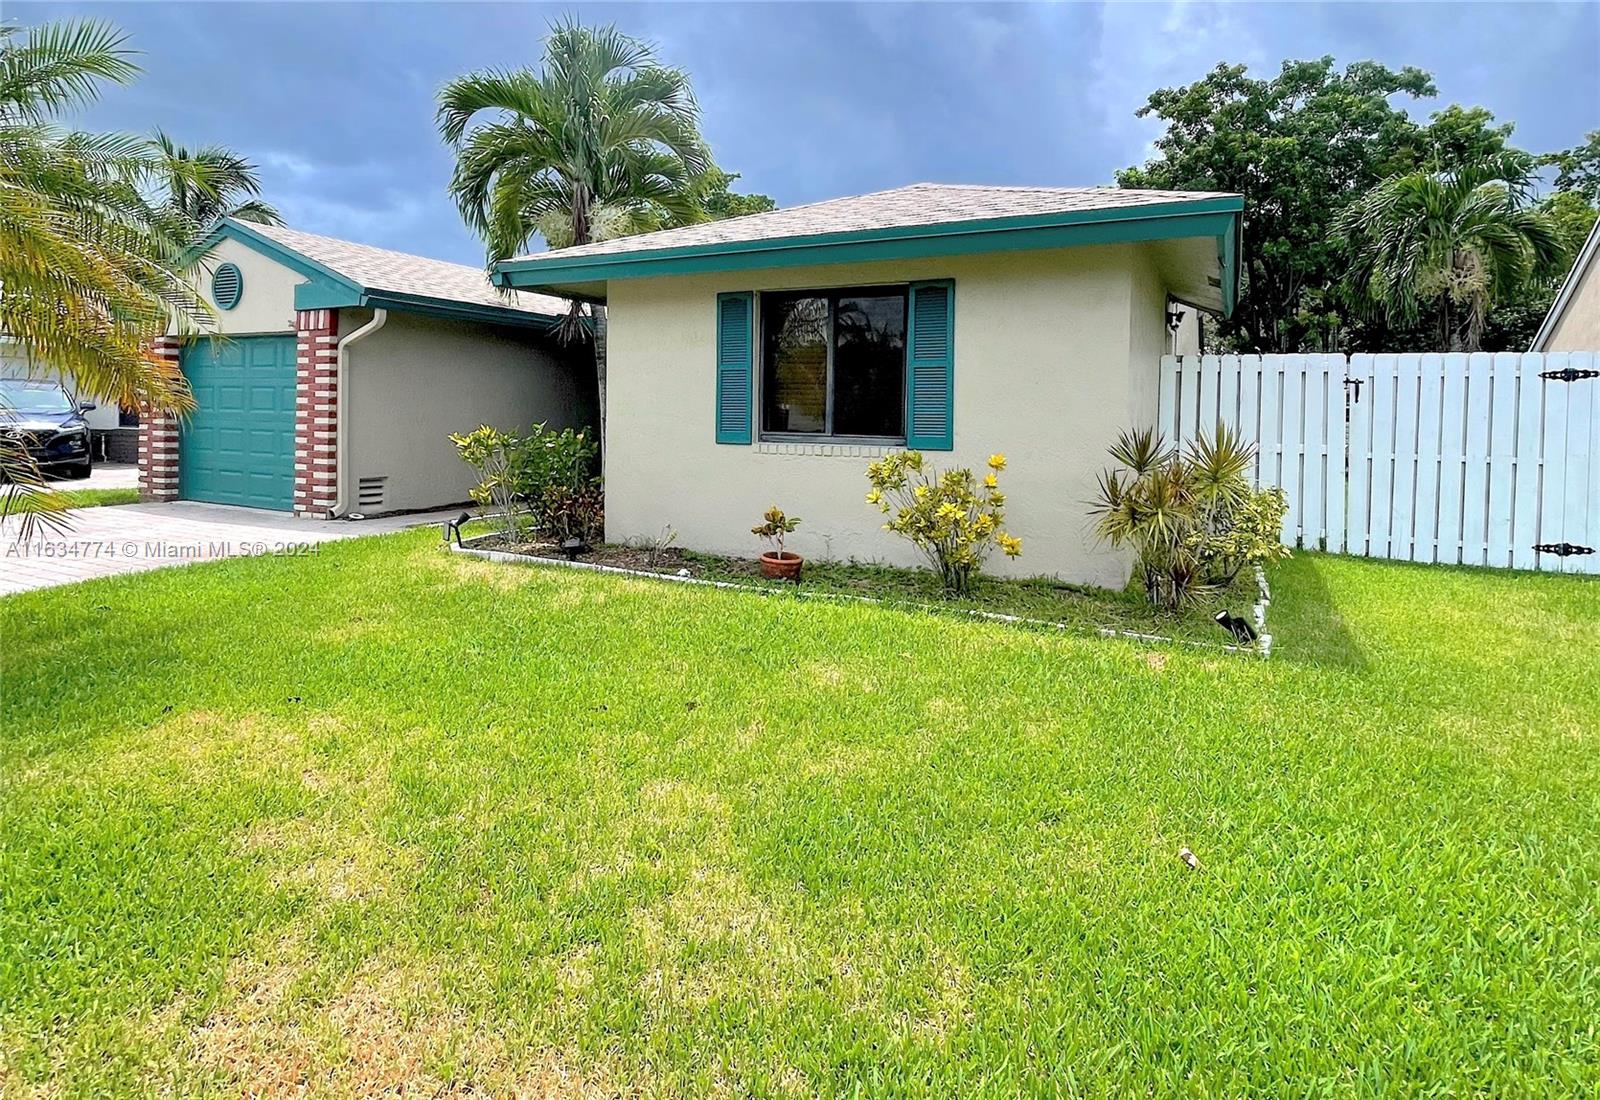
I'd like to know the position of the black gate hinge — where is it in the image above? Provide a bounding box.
[1534,542,1595,557]
[1539,368,1600,383]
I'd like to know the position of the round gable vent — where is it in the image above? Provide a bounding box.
[211,262,243,310]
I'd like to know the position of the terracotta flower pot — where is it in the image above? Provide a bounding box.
[759,551,804,582]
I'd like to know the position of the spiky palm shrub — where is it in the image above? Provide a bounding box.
[1090,425,1287,611]
[0,20,208,530]
[436,19,711,468]
[1338,152,1565,352]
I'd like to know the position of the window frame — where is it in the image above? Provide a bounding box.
[756,283,909,445]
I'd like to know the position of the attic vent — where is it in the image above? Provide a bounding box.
[357,475,387,509]
[211,262,243,310]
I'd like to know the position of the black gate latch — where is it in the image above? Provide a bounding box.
[1342,377,1364,402]
[1534,542,1595,557]
[1539,368,1600,382]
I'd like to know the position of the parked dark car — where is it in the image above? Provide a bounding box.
[0,378,95,479]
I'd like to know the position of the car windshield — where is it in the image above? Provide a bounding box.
[0,379,74,415]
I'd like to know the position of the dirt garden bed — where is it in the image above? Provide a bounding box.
[453,529,1273,656]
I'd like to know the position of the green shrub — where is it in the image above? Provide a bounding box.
[1089,425,1289,611]
[865,451,1021,595]
[450,422,602,541]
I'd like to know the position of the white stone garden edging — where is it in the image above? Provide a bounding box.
[448,534,1274,659]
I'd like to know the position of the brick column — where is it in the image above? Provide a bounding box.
[137,335,181,502]
[293,309,340,518]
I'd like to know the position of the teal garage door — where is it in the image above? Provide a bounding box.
[179,335,297,510]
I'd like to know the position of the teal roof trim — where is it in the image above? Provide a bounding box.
[193,218,563,328]
[493,196,1243,317]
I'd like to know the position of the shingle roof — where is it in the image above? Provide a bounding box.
[505,183,1240,264]
[243,222,569,318]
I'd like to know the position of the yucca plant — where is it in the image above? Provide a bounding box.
[1090,425,1287,610]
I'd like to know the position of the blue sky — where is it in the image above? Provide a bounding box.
[14,2,1599,266]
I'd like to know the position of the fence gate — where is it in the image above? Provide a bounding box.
[1157,352,1599,574]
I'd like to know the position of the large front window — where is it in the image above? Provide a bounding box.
[760,287,906,440]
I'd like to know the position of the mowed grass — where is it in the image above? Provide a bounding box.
[1,533,1597,1096]
[8,486,140,512]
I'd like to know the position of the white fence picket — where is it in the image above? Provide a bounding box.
[1512,357,1544,571]
[1156,351,1597,573]
[1413,355,1444,563]
[1487,353,1520,567]
[1436,354,1468,565]
[1461,354,1493,566]
[1346,355,1374,557]
[1369,355,1398,561]
[1324,355,1348,555]
[1539,354,1570,573]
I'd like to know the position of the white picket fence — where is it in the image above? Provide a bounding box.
[1157,353,1599,574]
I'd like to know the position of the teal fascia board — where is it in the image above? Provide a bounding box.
[494,197,1244,290]
[1217,217,1241,319]
[197,217,560,329]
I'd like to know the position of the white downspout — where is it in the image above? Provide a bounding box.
[330,307,387,518]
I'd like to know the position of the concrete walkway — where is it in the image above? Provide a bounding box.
[1,501,459,595]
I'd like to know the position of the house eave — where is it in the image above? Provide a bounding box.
[494,197,1244,318]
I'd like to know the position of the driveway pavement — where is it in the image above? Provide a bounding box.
[1,501,459,595]
[52,461,140,492]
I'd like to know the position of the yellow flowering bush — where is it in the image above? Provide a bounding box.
[864,450,1021,594]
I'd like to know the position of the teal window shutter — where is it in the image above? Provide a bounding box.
[715,291,754,444]
[906,280,954,451]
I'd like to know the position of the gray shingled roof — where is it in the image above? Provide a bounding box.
[245,222,569,317]
[506,183,1239,264]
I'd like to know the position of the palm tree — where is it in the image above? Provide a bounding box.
[436,19,711,464]
[0,20,205,528]
[149,129,281,230]
[1338,152,1565,352]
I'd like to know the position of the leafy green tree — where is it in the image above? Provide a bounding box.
[1118,58,1438,352]
[1543,130,1600,201]
[1482,189,1599,349]
[697,167,775,220]
[1337,153,1564,352]
[149,129,281,230]
[0,20,204,526]
[437,19,711,462]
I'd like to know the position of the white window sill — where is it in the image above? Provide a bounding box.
[755,440,901,458]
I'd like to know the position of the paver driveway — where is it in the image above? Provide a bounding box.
[1,501,456,594]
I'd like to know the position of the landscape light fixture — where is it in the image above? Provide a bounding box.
[443,511,471,547]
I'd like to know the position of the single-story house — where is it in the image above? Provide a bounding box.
[140,219,595,515]
[1530,216,1600,352]
[494,183,1242,587]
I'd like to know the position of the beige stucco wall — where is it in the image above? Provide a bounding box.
[1544,255,1600,351]
[189,236,302,335]
[344,310,596,514]
[605,244,1176,588]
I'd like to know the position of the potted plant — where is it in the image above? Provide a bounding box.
[752,504,803,581]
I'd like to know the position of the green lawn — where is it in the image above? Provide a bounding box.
[9,486,140,512]
[2,533,1597,1096]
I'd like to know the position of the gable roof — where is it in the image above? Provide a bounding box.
[1530,215,1600,351]
[493,183,1243,316]
[197,218,570,328]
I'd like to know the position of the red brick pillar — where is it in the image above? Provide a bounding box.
[293,309,339,518]
[137,335,181,502]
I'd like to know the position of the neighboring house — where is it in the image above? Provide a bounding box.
[1531,217,1600,352]
[141,219,595,516]
[1,337,140,462]
[494,183,1242,587]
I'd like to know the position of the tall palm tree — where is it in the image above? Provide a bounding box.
[149,129,281,230]
[1338,152,1565,352]
[0,20,205,528]
[436,19,711,464]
